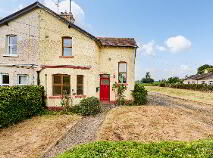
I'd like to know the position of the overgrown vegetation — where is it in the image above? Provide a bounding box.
[132,84,148,105]
[71,97,101,116]
[112,82,127,105]
[0,86,45,128]
[57,140,213,158]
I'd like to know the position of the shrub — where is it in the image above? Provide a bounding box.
[0,86,45,128]
[112,83,127,106]
[71,97,101,116]
[132,84,148,105]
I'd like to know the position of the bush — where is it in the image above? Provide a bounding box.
[71,97,101,116]
[168,83,213,92]
[132,84,148,105]
[0,86,45,128]
[57,140,213,158]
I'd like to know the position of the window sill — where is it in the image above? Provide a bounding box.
[3,54,19,57]
[118,83,128,86]
[48,95,86,99]
[59,56,74,58]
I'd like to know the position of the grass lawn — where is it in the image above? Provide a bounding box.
[146,86,213,105]
[57,140,213,158]
[0,115,81,158]
[97,106,213,142]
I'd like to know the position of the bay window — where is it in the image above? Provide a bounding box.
[53,75,70,96]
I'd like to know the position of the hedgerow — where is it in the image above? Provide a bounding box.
[167,83,213,92]
[0,86,45,128]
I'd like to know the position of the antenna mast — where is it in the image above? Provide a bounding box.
[56,0,60,13]
[70,0,72,21]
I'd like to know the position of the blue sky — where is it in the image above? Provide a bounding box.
[1,0,213,80]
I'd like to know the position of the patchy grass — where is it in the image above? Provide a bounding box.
[57,140,213,158]
[98,106,213,142]
[0,115,81,158]
[146,86,213,105]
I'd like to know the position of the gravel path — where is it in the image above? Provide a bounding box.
[148,92,213,126]
[42,105,115,158]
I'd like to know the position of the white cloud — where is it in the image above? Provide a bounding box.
[43,0,86,28]
[139,35,192,56]
[165,35,192,53]
[139,41,156,56]
[14,4,24,12]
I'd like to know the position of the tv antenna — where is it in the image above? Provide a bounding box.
[56,0,60,13]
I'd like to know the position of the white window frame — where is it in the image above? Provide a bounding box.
[17,74,29,86]
[6,35,18,56]
[0,73,9,86]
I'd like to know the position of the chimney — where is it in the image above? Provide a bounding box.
[60,11,75,23]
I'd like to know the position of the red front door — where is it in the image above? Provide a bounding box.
[100,75,110,101]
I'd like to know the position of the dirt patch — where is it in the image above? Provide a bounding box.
[146,86,213,105]
[97,106,213,142]
[0,115,81,158]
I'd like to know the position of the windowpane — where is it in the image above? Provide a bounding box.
[53,75,70,96]
[119,63,127,73]
[77,75,84,95]
[118,73,127,84]
[18,75,28,85]
[77,75,83,84]
[63,48,72,56]
[10,36,17,45]
[54,76,61,84]
[2,75,9,84]
[53,86,62,96]
[63,76,70,85]
[63,39,72,47]
[63,86,70,95]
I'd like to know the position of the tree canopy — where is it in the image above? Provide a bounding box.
[197,64,213,74]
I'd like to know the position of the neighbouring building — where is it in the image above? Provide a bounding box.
[183,72,213,85]
[0,2,138,107]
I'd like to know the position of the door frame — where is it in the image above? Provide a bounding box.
[100,74,110,101]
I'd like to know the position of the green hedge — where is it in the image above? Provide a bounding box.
[0,86,45,128]
[167,83,213,92]
[132,84,148,105]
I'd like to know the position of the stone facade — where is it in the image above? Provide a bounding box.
[0,7,137,107]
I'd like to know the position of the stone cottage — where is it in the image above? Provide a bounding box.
[0,2,138,107]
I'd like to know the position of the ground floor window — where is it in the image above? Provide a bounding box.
[77,75,84,95]
[118,62,127,84]
[0,73,9,86]
[18,74,28,85]
[53,74,70,96]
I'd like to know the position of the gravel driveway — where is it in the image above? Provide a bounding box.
[42,105,115,158]
[43,93,213,158]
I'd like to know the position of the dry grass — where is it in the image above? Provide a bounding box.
[146,86,213,105]
[0,115,81,158]
[97,106,213,142]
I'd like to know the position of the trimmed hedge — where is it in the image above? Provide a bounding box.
[166,83,213,92]
[71,97,101,116]
[0,86,45,128]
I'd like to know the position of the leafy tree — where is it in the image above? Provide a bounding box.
[167,77,183,84]
[141,72,154,83]
[197,64,213,74]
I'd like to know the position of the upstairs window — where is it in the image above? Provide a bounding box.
[62,37,72,56]
[53,75,70,96]
[77,75,84,95]
[0,74,9,86]
[118,62,127,84]
[7,35,17,55]
[18,75,28,85]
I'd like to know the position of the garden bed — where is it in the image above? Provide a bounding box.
[0,115,81,158]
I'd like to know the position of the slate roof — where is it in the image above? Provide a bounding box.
[97,37,138,48]
[0,2,138,48]
[186,72,213,80]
